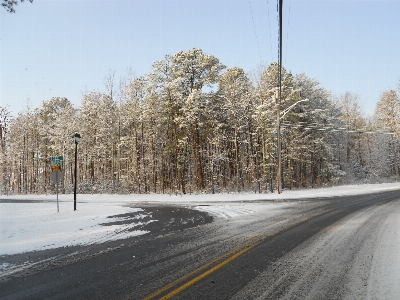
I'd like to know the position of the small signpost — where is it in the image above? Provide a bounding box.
[50,156,64,212]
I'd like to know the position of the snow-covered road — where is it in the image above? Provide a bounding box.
[366,200,400,299]
[232,197,400,299]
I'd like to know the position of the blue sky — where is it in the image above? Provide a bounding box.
[1,0,399,117]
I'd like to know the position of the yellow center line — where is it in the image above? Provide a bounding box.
[143,240,262,300]
[160,241,261,299]
[143,255,220,300]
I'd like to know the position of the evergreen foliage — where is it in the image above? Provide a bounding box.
[1,48,398,195]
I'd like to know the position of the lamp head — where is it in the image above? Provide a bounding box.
[73,132,81,143]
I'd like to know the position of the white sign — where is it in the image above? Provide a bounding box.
[50,170,64,183]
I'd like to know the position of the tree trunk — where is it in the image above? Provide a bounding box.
[194,126,203,190]
[393,135,399,181]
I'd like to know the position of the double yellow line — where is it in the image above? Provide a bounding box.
[143,239,262,300]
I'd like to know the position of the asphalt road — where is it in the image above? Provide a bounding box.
[1,190,399,299]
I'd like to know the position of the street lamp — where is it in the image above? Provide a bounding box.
[73,132,81,211]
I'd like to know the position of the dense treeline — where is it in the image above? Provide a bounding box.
[1,48,399,195]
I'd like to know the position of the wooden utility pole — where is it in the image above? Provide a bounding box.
[277,0,283,194]
[276,89,282,194]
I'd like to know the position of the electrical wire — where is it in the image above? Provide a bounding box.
[285,3,290,66]
[267,0,273,62]
[248,0,262,62]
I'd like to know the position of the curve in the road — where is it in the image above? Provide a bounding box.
[144,190,400,299]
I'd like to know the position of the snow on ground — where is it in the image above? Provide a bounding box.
[0,182,399,257]
[2,182,399,204]
[0,202,147,256]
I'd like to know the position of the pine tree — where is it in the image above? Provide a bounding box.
[0,106,12,194]
[79,91,117,192]
[290,74,340,187]
[217,67,255,191]
[375,89,400,181]
[254,62,296,191]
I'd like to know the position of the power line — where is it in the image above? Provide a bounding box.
[267,0,273,62]
[248,0,262,62]
[285,3,290,66]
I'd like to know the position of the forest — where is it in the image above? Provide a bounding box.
[1,48,399,195]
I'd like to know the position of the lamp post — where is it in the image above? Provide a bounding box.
[73,133,81,211]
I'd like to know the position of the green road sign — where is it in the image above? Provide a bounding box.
[50,156,63,166]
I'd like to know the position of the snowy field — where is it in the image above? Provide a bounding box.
[1,182,399,257]
[0,202,147,256]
